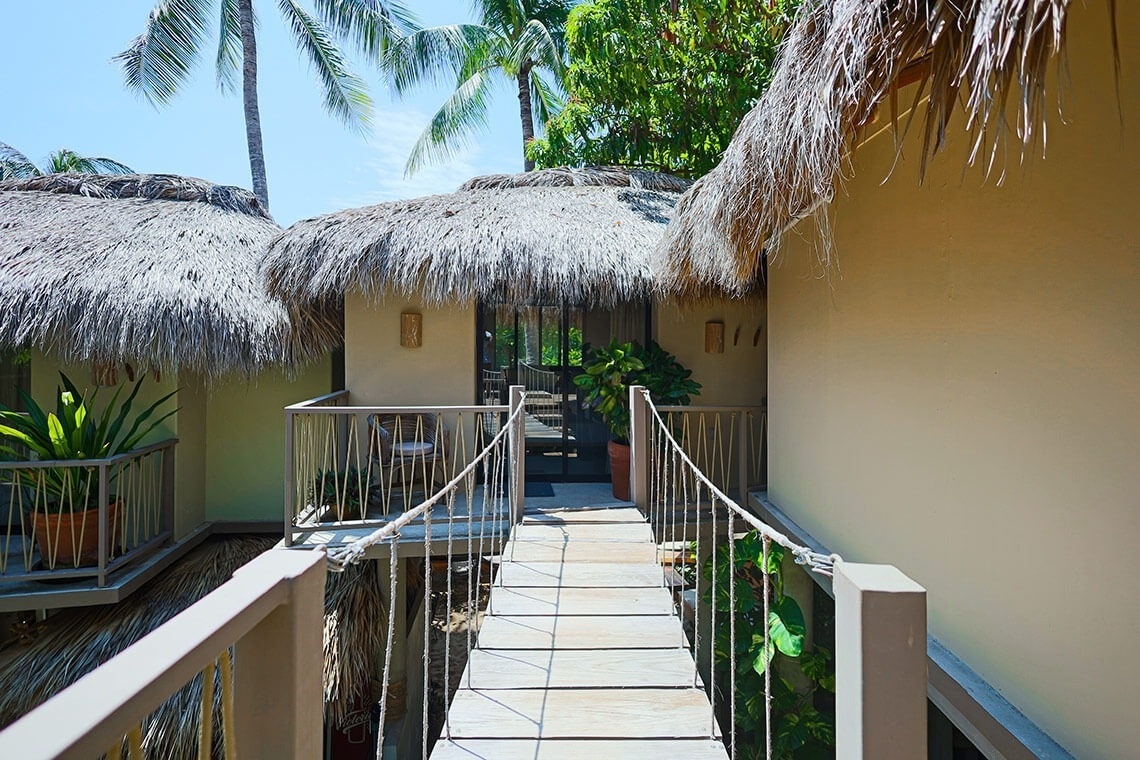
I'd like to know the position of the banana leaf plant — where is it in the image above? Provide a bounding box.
[0,373,178,509]
[574,339,701,443]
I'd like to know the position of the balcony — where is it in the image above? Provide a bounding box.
[0,439,204,611]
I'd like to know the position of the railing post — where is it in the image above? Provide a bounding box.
[834,561,927,759]
[508,385,525,523]
[629,385,649,509]
[737,411,749,506]
[161,442,176,540]
[97,463,109,587]
[233,550,327,759]
[284,409,294,547]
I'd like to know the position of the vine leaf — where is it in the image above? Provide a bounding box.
[768,596,806,657]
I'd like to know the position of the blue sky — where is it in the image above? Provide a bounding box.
[1,1,523,225]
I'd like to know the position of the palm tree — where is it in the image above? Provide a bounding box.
[116,0,412,209]
[383,0,575,174]
[0,142,134,179]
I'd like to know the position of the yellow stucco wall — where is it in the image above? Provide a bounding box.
[654,296,767,407]
[345,291,477,406]
[767,4,1138,757]
[204,360,332,523]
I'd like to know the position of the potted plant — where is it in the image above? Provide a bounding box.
[0,373,177,569]
[575,340,700,500]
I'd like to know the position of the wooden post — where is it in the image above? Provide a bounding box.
[283,410,294,547]
[509,385,525,523]
[629,385,649,509]
[233,551,327,759]
[834,561,927,759]
[737,411,749,506]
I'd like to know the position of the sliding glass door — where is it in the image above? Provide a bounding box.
[478,301,649,481]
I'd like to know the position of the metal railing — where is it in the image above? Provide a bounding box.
[0,439,176,586]
[655,405,766,503]
[285,391,513,543]
[0,549,326,758]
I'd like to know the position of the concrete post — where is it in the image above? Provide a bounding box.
[233,551,327,759]
[508,385,526,523]
[629,385,649,509]
[834,561,927,759]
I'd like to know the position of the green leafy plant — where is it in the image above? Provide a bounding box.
[703,532,835,759]
[310,467,373,516]
[0,373,177,507]
[573,339,700,443]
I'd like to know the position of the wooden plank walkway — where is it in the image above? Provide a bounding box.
[432,502,727,759]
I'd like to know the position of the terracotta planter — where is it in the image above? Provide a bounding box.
[33,502,119,569]
[608,440,631,501]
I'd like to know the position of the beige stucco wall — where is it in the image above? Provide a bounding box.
[766,4,1139,757]
[345,291,477,406]
[204,359,332,523]
[654,296,767,407]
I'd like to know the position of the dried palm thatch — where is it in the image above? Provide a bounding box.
[658,0,1113,296]
[264,166,691,310]
[0,536,274,759]
[0,173,341,377]
[324,560,385,726]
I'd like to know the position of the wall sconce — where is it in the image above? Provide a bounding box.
[401,312,423,348]
[705,321,725,354]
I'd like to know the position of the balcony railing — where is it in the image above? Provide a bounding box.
[0,439,176,586]
[656,405,766,501]
[285,391,512,543]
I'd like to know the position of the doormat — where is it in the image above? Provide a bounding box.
[524,482,556,498]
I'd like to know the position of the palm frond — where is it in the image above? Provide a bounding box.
[313,0,417,59]
[507,19,565,78]
[216,0,242,94]
[115,0,215,105]
[278,0,374,131]
[0,142,38,180]
[529,70,563,130]
[382,23,497,93]
[404,69,493,176]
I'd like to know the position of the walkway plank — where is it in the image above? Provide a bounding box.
[445,688,720,739]
[488,587,674,616]
[501,539,658,563]
[496,561,663,588]
[464,648,698,689]
[433,739,728,759]
[476,614,684,650]
[522,506,647,524]
[511,522,654,542]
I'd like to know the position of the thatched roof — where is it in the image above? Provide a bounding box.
[263,166,692,309]
[658,0,1104,296]
[0,174,340,376]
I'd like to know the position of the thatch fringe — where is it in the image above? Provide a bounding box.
[0,174,339,377]
[264,167,691,309]
[324,560,385,726]
[658,0,1101,296]
[0,536,274,759]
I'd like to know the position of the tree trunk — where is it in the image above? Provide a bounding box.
[517,63,535,172]
[239,0,270,209]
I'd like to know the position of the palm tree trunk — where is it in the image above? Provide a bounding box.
[239,0,270,208]
[517,63,535,172]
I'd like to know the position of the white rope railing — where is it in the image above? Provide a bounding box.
[325,400,526,572]
[642,389,839,577]
[642,388,841,759]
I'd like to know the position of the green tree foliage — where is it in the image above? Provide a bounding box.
[381,0,574,174]
[117,0,412,208]
[0,142,133,179]
[529,0,797,178]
